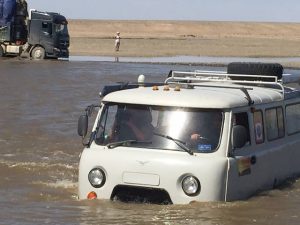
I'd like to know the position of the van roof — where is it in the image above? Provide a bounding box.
[103,82,284,109]
[102,68,300,109]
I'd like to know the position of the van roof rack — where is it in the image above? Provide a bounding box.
[165,70,288,100]
[167,70,300,85]
[165,70,284,88]
[165,70,284,84]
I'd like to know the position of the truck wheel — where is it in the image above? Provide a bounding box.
[31,47,46,60]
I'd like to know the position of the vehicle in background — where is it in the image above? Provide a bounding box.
[0,0,69,60]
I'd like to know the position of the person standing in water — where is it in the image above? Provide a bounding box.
[115,32,121,51]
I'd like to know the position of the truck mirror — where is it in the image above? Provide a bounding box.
[78,115,88,137]
[232,125,248,149]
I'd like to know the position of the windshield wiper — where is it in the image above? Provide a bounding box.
[106,140,152,149]
[153,132,194,155]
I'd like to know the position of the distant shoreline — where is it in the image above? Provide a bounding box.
[68,20,300,68]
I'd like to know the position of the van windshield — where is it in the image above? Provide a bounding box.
[95,103,223,153]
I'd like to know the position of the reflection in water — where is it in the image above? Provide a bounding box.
[0,60,299,225]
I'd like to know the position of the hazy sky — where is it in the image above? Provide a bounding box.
[27,0,300,22]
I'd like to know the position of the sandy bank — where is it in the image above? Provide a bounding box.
[67,20,300,67]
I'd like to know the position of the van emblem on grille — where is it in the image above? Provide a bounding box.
[136,160,150,166]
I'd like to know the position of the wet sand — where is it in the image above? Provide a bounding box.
[68,20,300,67]
[0,60,300,224]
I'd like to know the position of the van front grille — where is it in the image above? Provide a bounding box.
[111,185,172,205]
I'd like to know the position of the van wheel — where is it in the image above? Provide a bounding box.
[227,62,283,79]
[31,46,45,60]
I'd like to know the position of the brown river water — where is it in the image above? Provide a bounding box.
[0,58,300,225]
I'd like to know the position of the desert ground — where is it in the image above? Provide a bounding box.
[68,20,300,67]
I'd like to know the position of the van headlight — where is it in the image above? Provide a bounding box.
[88,168,106,188]
[182,176,200,196]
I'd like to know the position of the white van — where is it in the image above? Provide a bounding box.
[77,63,300,204]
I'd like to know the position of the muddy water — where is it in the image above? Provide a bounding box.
[0,59,300,225]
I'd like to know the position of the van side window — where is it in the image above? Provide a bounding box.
[253,110,264,144]
[286,103,300,135]
[265,107,285,141]
[233,112,250,145]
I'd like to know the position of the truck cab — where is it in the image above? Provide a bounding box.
[0,6,69,59]
[27,10,69,59]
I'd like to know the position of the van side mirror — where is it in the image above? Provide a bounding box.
[232,125,248,149]
[78,115,88,137]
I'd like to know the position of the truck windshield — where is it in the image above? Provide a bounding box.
[95,103,223,153]
[54,23,68,34]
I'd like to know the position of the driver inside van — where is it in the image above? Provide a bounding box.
[116,106,154,141]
